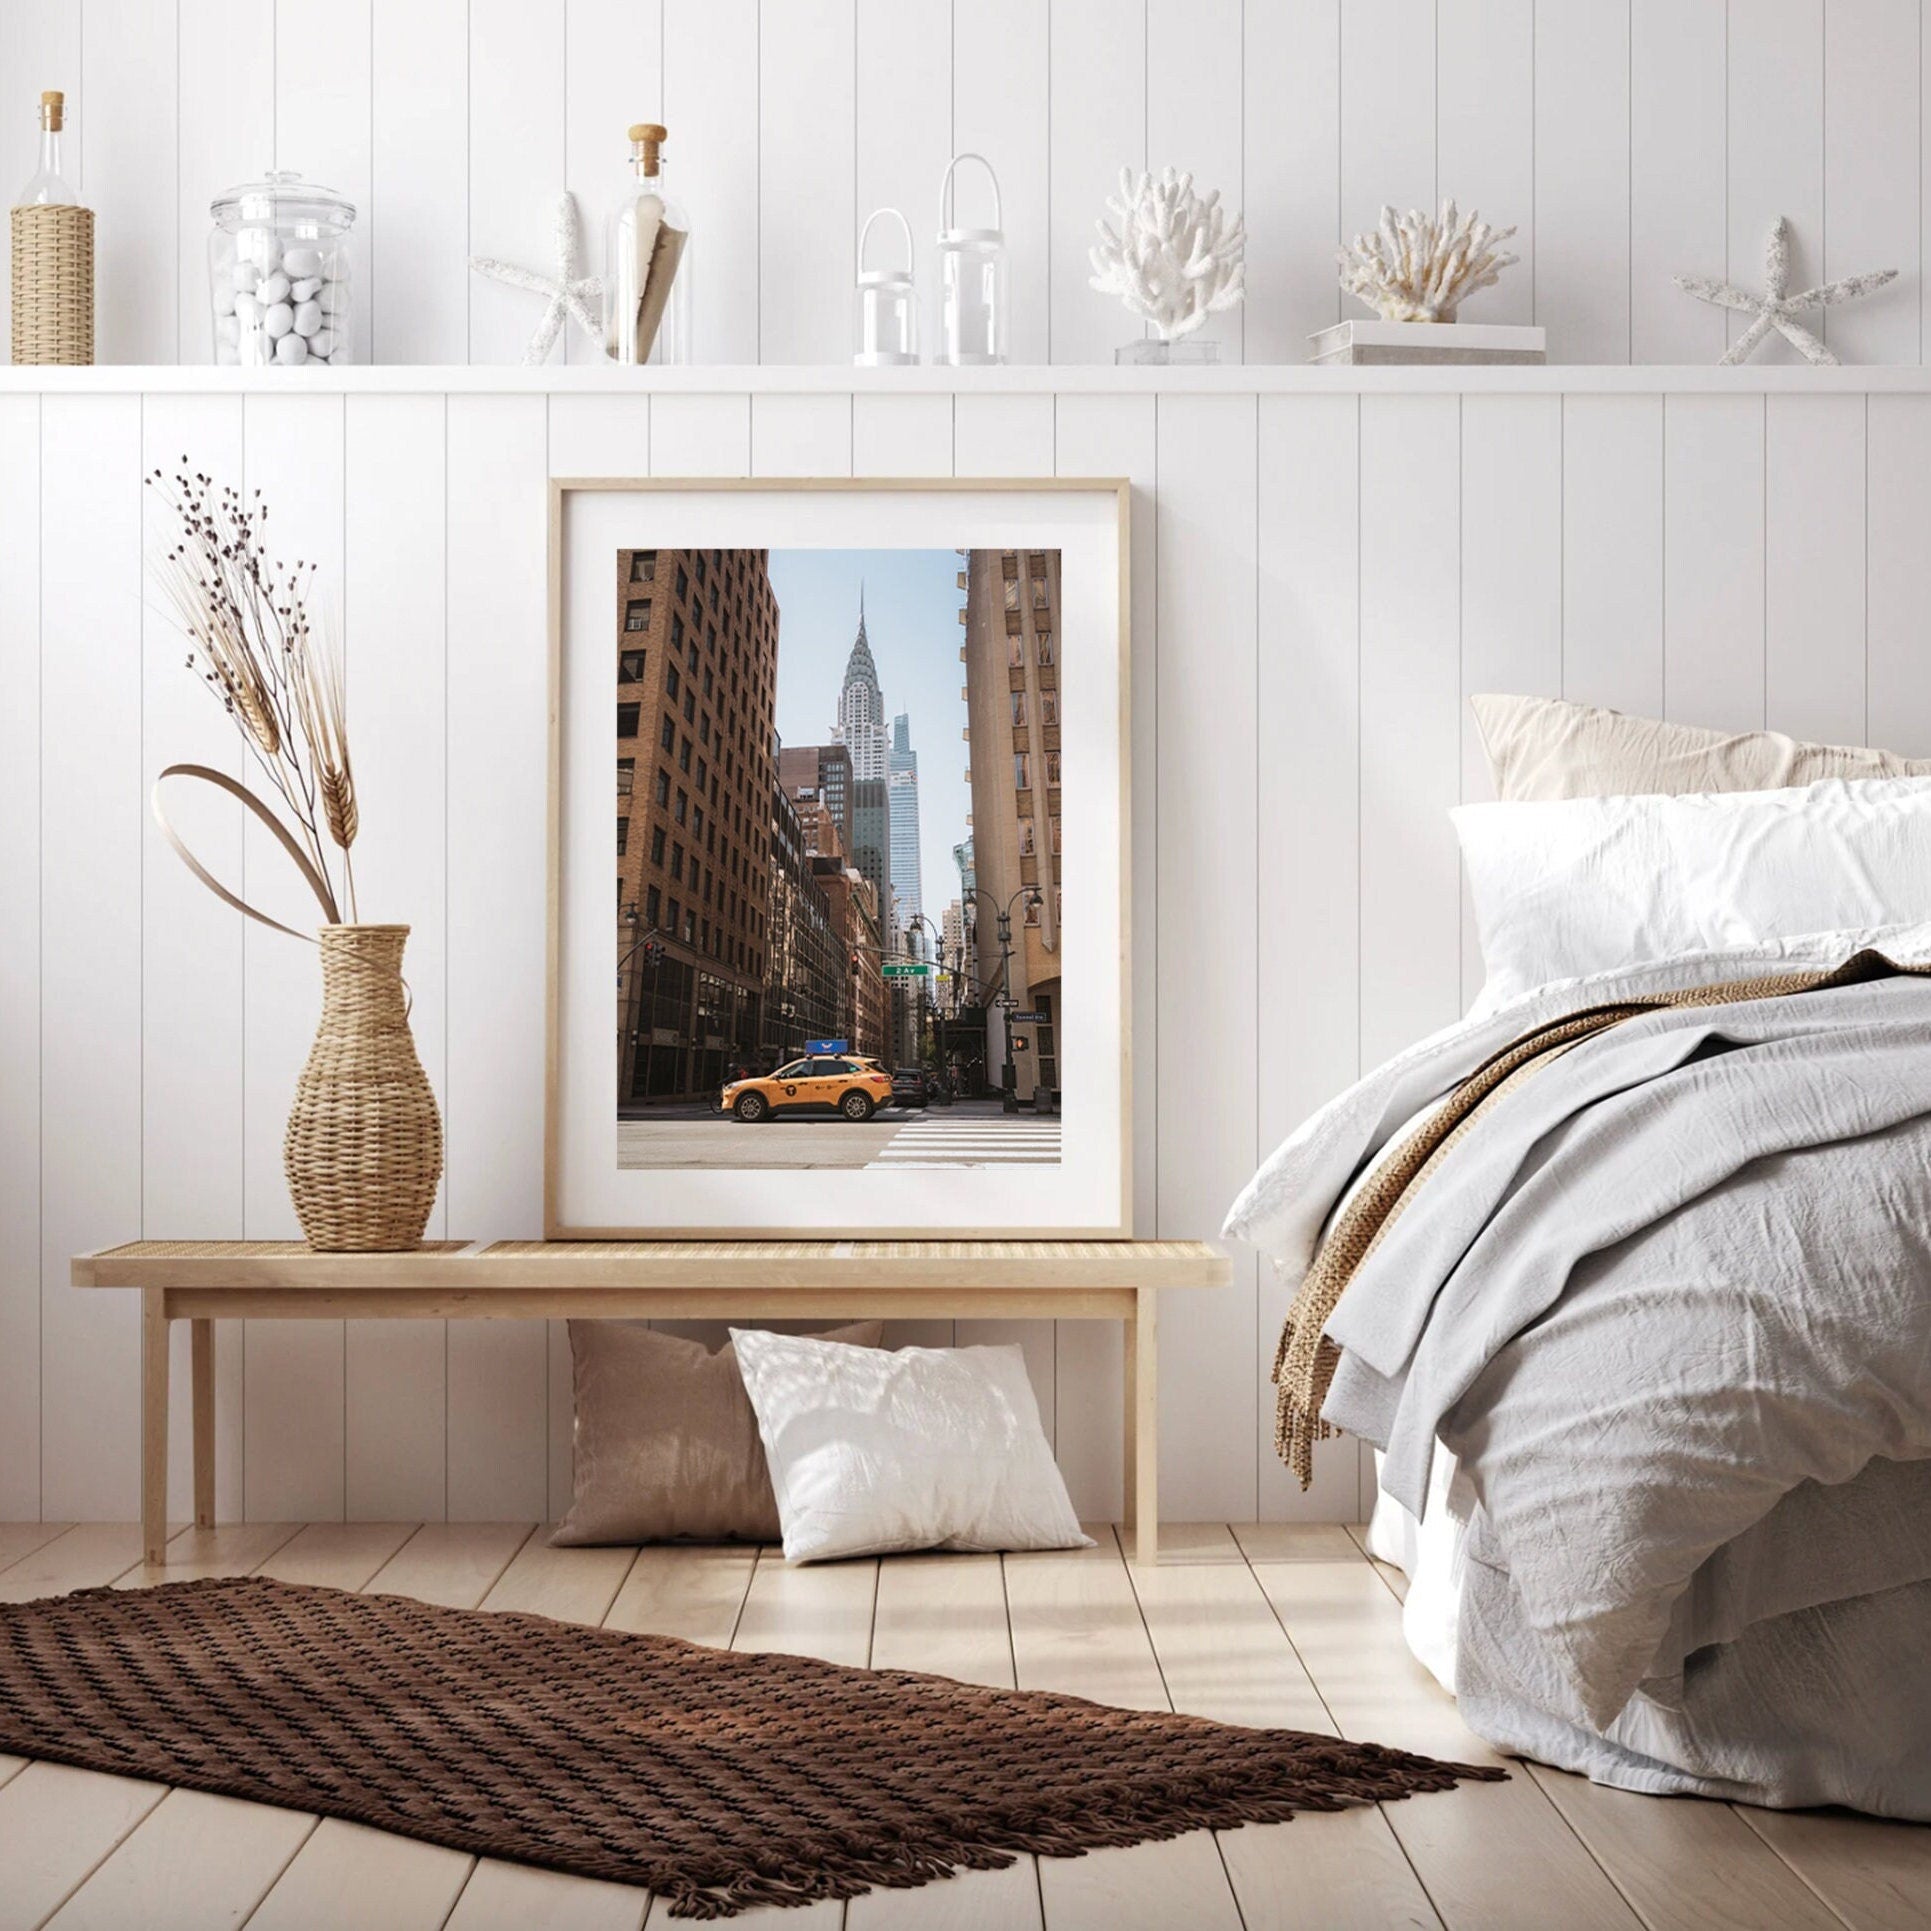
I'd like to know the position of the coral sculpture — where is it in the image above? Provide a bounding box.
[1089,167,1245,342]
[1338,202,1518,323]
[1673,217,1897,366]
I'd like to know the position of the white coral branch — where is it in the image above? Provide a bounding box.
[1336,200,1519,323]
[1089,167,1246,341]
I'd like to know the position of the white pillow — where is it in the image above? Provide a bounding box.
[1454,775,1931,1009]
[731,1329,1091,1563]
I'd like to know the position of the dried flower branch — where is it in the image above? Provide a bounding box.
[146,462,358,926]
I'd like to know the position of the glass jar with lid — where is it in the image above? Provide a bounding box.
[209,172,354,368]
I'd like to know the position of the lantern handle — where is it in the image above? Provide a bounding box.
[858,206,914,278]
[939,152,1003,234]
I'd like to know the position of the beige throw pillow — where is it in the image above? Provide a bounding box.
[1470,691,1931,801]
[550,1320,883,1546]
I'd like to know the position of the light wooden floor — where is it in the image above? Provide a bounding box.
[0,1521,1926,1930]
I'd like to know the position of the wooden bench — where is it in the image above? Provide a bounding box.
[72,1239,1232,1569]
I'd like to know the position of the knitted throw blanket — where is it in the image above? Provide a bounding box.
[1271,949,1924,1489]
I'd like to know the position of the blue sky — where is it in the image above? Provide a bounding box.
[767,547,969,927]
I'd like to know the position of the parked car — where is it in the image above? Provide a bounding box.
[890,1068,932,1109]
[720,1056,892,1123]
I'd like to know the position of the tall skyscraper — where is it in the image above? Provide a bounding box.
[887,711,923,937]
[831,586,888,780]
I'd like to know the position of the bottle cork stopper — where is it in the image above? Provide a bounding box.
[40,91,64,132]
[627,123,668,175]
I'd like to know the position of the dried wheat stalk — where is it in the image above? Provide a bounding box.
[147,463,358,925]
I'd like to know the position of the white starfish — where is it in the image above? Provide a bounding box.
[468,192,606,365]
[1674,217,1897,366]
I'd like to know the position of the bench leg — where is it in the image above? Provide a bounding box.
[141,1287,169,1566]
[191,1318,216,1529]
[1122,1286,1157,1566]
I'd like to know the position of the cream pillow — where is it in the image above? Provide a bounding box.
[551,1320,882,1546]
[1471,691,1931,801]
[732,1329,1091,1563]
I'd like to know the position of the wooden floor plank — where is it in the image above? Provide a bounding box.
[0,1524,147,1602]
[1738,1807,1931,1930]
[477,1532,638,1626]
[241,1816,473,1931]
[731,1548,877,1669]
[443,1857,648,1931]
[1130,1524,1443,1931]
[1234,1524,1642,1931]
[250,1521,420,1592]
[1006,1527,1246,1931]
[602,1543,756,1645]
[850,1552,1044,1931]
[363,1522,535,1608]
[1526,1767,1845,1931]
[113,1521,305,1588]
[0,1522,73,1573]
[44,1789,316,1931]
[0,1761,167,1931]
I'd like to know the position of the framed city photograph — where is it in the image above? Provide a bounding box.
[546,477,1131,1238]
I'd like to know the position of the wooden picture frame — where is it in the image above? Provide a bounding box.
[545,477,1133,1239]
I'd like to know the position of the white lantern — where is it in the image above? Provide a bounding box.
[854,207,918,366]
[935,153,1008,366]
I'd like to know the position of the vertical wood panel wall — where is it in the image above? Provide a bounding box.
[5,0,1931,368]
[8,372,1930,1525]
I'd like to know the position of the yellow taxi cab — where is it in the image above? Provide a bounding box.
[721,1054,893,1123]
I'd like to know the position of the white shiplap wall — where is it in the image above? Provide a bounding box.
[8,363,1931,1527]
[4,0,1931,368]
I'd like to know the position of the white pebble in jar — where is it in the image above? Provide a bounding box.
[282,245,324,280]
[231,262,260,294]
[318,281,346,314]
[307,327,336,358]
[274,332,309,365]
[233,292,260,327]
[289,276,322,302]
[258,271,291,306]
[292,300,322,338]
[263,302,295,339]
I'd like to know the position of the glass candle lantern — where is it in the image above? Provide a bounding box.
[209,172,354,368]
[935,153,1007,366]
[854,207,917,366]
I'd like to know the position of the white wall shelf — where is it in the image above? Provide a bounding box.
[5,363,1931,397]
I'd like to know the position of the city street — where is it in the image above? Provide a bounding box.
[617,1098,1062,1171]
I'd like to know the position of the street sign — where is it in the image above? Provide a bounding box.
[882,962,934,978]
[1007,1011,1046,1022]
[804,1038,848,1055]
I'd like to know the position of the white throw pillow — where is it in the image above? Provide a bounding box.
[731,1329,1092,1563]
[1454,774,1931,1009]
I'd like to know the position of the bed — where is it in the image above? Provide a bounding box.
[1225,695,1931,1819]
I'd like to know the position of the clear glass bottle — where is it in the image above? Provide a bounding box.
[208,172,356,369]
[17,90,77,205]
[605,123,691,365]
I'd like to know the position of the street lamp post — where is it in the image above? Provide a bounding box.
[963,885,1042,1112]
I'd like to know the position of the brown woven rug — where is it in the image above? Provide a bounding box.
[0,1576,1504,1918]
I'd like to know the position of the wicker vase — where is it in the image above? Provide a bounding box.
[285,925,442,1252]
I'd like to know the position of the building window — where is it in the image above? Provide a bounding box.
[654,768,671,806]
[1036,629,1054,664]
[679,737,692,773]
[1018,818,1036,856]
[625,600,651,632]
[645,884,661,925]
[650,825,666,865]
[675,788,689,826]
[1003,577,1020,610]
[617,702,640,738]
[668,897,681,932]
[1045,750,1061,787]
[617,757,635,796]
[677,567,689,600]
[1009,691,1027,727]
[1050,816,1062,854]
[617,816,629,856]
[1024,894,1042,926]
[659,714,676,752]
[1013,752,1030,790]
[666,664,681,699]
[670,844,684,883]
[684,908,697,944]
[1032,579,1049,609]
[1007,634,1025,668]
[672,615,684,652]
[1041,690,1057,726]
[683,690,696,723]
[619,648,645,683]
[630,552,656,583]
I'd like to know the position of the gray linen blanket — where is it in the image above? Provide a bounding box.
[1224,928,1931,1809]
